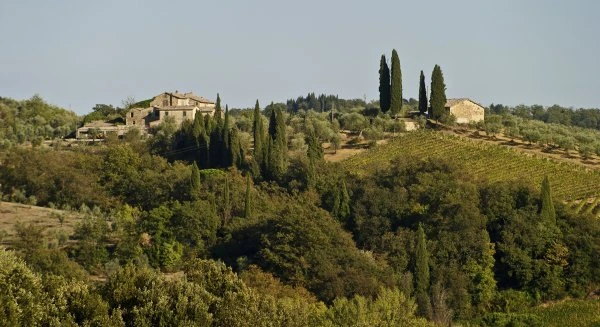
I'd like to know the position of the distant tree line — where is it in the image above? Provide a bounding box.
[489,103,600,131]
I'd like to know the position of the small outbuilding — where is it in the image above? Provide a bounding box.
[445,98,485,124]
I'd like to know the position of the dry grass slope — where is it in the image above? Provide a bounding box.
[0,201,82,247]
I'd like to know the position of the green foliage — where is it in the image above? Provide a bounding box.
[103,264,212,326]
[244,175,251,219]
[189,162,201,201]
[379,54,391,113]
[429,65,447,121]
[216,200,394,303]
[415,224,432,318]
[0,95,79,144]
[390,49,403,116]
[0,148,112,208]
[325,288,432,327]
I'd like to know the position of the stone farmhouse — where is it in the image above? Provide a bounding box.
[76,91,216,139]
[126,91,216,130]
[445,98,485,124]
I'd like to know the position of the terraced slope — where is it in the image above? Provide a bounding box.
[343,130,600,202]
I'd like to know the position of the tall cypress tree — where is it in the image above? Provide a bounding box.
[418,70,428,116]
[540,176,556,224]
[214,93,222,125]
[189,162,201,201]
[339,179,350,221]
[222,105,231,166]
[253,100,264,172]
[379,54,391,113]
[228,127,244,168]
[264,107,287,181]
[244,175,251,219]
[222,175,231,225]
[390,49,403,117]
[429,65,447,121]
[415,223,432,318]
[306,130,323,189]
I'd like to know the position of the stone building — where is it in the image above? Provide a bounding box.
[445,98,485,124]
[76,120,130,139]
[126,91,216,130]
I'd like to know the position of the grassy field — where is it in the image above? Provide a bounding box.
[0,201,82,248]
[342,130,600,202]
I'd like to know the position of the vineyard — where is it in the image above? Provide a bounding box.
[343,130,600,206]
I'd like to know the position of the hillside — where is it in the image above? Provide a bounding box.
[343,130,600,202]
[0,201,82,247]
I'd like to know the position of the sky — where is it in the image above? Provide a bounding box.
[1,0,599,114]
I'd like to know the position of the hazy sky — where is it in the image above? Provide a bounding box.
[1,0,598,114]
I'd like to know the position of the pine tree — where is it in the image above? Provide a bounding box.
[189,162,201,201]
[390,49,403,117]
[379,54,391,113]
[418,70,428,116]
[540,176,556,224]
[429,65,447,121]
[415,223,432,318]
[244,175,251,219]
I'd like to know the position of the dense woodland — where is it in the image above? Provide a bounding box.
[1,57,600,326]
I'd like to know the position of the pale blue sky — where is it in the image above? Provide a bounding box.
[1,0,598,114]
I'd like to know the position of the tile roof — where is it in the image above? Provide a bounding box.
[445,98,485,108]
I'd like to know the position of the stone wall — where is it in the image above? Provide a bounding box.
[126,107,155,127]
[448,100,485,124]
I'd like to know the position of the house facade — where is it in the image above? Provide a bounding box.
[126,91,216,129]
[445,98,485,124]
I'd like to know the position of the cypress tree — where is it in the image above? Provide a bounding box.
[214,93,222,126]
[390,49,403,117]
[429,64,447,121]
[418,70,428,116]
[229,128,244,168]
[252,100,265,176]
[264,107,287,181]
[209,121,222,167]
[268,104,278,141]
[306,131,323,189]
[223,175,231,225]
[540,176,556,224]
[222,105,231,166]
[379,54,391,113]
[244,175,251,219]
[189,162,201,201]
[415,223,432,318]
[339,179,350,220]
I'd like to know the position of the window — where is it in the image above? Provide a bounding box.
[133,121,136,125]
[131,112,134,118]
[165,112,169,116]
[163,99,169,106]
[183,111,187,117]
